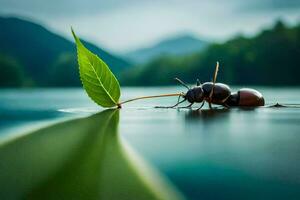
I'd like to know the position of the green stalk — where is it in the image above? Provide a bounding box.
[117,93,183,108]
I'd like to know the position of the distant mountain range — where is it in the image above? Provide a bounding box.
[120,21,300,86]
[0,16,131,87]
[124,35,209,64]
[3,16,298,88]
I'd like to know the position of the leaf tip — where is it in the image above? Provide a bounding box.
[71,27,79,43]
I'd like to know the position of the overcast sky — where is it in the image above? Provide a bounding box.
[0,0,300,53]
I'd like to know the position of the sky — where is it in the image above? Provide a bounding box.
[0,0,300,53]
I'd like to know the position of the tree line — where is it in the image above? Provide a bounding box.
[120,21,300,86]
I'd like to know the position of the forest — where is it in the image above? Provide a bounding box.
[120,21,300,86]
[1,20,299,87]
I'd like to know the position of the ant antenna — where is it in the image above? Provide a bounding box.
[174,78,190,90]
[209,61,220,100]
[213,61,219,84]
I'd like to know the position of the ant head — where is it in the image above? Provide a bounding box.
[185,87,204,103]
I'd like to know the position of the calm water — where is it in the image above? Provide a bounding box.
[0,87,300,199]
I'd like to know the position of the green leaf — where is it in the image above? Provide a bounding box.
[71,29,121,108]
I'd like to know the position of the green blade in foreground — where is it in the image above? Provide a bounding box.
[72,29,121,108]
[0,110,184,200]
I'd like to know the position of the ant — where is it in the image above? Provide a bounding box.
[160,62,265,110]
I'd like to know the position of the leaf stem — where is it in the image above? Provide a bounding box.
[118,93,183,107]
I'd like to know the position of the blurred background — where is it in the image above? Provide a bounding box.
[0,0,300,87]
[1,2,300,200]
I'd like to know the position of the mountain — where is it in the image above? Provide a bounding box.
[125,35,209,64]
[120,21,300,86]
[0,16,131,87]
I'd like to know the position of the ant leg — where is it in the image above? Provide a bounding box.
[178,103,193,109]
[156,94,180,108]
[155,99,186,109]
[208,102,213,109]
[222,103,230,109]
[196,101,205,111]
[166,99,186,108]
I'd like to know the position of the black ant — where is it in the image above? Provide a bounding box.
[158,62,265,110]
[118,62,264,109]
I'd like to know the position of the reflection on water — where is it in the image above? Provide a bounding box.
[120,107,300,200]
[185,108,230,121]
[169,107,300,199]
[0,110,183,200]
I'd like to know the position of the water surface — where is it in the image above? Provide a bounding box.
[0,87,300,199]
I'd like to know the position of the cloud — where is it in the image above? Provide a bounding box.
[1,0,299,16]
[0,0,156,16]
[0,0,299,52]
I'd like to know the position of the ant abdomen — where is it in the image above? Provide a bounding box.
[226,88,265,107]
